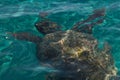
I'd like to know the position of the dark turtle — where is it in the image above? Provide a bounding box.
[12,8,117,80]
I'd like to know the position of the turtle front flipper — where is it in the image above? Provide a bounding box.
[72,8,106,34]
[12,32,42,44]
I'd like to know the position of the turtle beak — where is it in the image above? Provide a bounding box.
[35,22,45,34]
[35,23,39,27]
[35,22,41,28]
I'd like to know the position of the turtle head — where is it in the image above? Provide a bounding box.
[35,20,61,35]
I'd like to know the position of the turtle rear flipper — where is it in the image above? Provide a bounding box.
[72,8,106,34]
[12,32,42,44]
[109,75,120,80]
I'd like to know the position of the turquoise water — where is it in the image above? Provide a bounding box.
[0,0,120,80]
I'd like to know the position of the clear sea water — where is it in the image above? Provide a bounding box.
[0,0,120,80]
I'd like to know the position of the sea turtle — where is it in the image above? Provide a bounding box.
[12,8,117,80]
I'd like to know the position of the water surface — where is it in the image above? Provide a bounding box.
[0,0,120,80]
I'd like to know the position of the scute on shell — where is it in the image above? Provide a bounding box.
[37,30,117,80]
